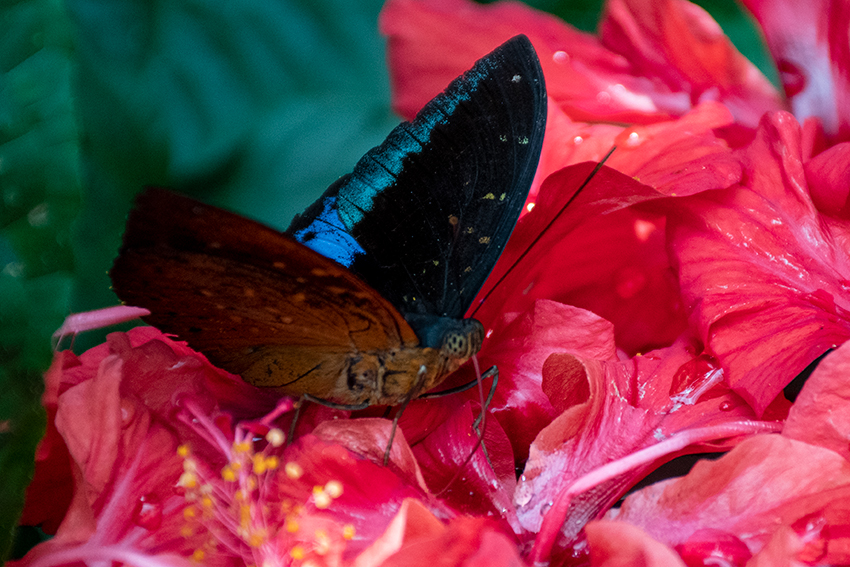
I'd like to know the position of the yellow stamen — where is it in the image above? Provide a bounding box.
[290,546,305,560]
[266,428,285,447]
[221,465,236,482]
[314,491,332,509]
[248,530,266,547]
[324,480,343,498]
[285,462,304,479]
[253,454,267,474]
[342,525,356,540]
[177,444,190,458]
[178,471,198,489]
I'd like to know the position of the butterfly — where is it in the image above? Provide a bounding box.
[110,34,546,410]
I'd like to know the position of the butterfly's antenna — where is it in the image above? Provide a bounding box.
[470,146,617,319]
[435,358,500,496]
[417,367,498,399]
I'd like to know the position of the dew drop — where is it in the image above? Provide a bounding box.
[540,501,553,515]
[515,481,533,506]
[633,219,656,242]
[552,51,569,65]
[719,401,733,412]
[133,494,163,531]
[626,131,641,146]
[573,136,583,145]
[669,354,724,404]
[596,91,612,104]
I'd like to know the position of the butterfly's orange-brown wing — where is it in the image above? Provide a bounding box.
[111,188,421,402]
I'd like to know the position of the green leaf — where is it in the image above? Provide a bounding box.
[0,0,81,560]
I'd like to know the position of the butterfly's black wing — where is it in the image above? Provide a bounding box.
[288,35,546,322]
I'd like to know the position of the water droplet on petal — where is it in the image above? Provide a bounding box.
[133,494,163,531]
[515,481,533,506]
[670,354,724,404]
[552,51,569,65]
[719,401,733,412]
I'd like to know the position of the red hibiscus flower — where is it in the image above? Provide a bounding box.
[19,0,850,566]
[593,338,850,566]
[376,0,850,564]
[15,328,523,567]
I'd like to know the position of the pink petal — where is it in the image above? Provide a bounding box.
[600,0,783,128]
[410,402,519,531]
[805,141,850,217]
[609,434,850,563]
[519,333,785,563]
[353,499,446,567]
[19,352,76,532]
[584,521,687,567]
[378,515,523,567]
[379,0,681,124]
[474,113,741,355]
[53,306,150,339]
[447,300,617,464]
[783,340,850,460]
[669,112,850,414]
[741,0,850,143]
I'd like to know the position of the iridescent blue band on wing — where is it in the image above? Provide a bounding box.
[291,196,365,268]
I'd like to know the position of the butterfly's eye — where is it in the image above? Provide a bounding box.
[441,319,485,359]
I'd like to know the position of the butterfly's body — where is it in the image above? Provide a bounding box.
[111,35,545,408]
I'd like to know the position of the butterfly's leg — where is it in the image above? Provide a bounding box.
[471,366,499,470]
[287,394,309,446]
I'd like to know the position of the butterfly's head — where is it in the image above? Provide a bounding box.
[440,318,485,362]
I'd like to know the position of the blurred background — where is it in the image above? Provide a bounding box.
[0,0,776,560]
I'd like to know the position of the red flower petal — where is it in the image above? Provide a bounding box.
[741,0,850,143]
[669,112,850,414]
[600,0,783,128]
[584,521,687,567]
[517,337,759,546]
[609,434,850,565]
[805,141,850,217]
[448,300,617,464]
[410,402,519,532]
[783,339,850,460]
